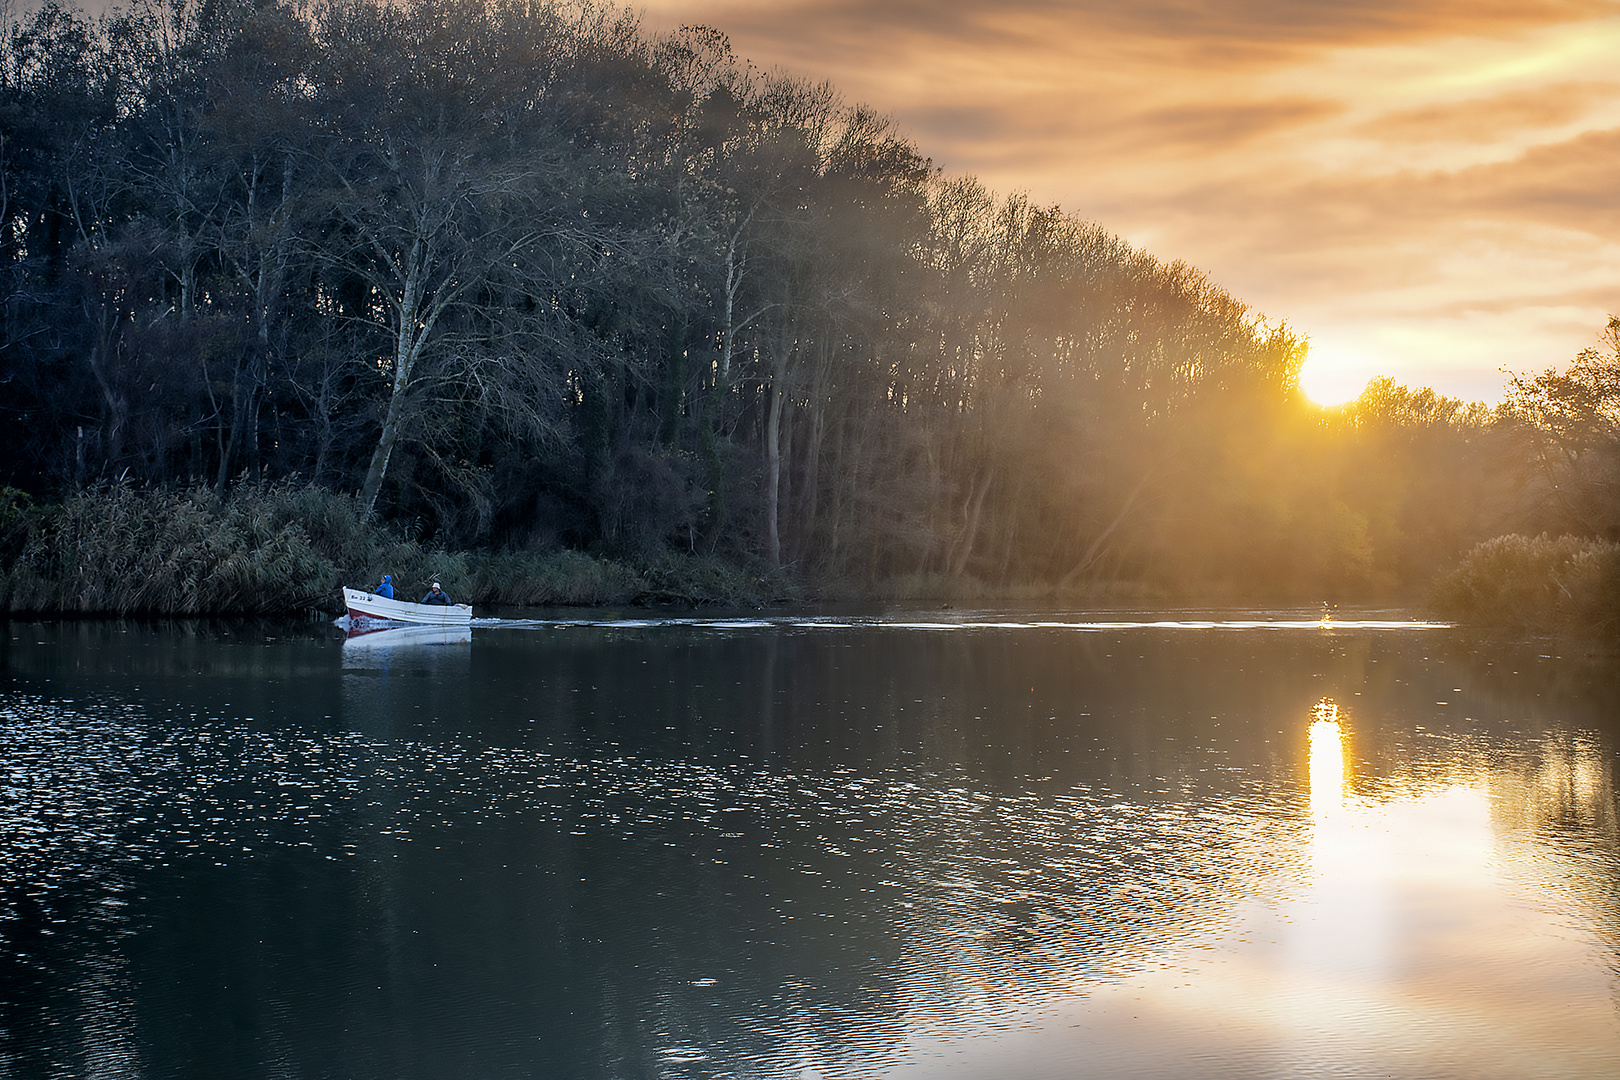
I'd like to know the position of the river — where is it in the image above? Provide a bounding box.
[2,609,1617,1079]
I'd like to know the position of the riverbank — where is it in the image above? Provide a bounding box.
[6,485,1615,644]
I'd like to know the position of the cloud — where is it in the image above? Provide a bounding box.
[895,97,1343,170]
[1455,127,1620,233]
[1082,0,1610,44]
[656,0,1613,53]
[1127,98,1345,150]
[1356,81,1614,144]
[1424,284,1620,318]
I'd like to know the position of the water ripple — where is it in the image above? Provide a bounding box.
[0,690,1302,1077]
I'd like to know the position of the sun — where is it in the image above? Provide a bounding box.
[1298,343,1375,407]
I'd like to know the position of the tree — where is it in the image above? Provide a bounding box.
[1507,315,1620,539]
[309,0,572,518]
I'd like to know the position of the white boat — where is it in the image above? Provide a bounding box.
[342,586,472,625]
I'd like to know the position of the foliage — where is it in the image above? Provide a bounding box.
[1431,533,1620,640]
[1504,315,1620,540]
[0,0,1334,595]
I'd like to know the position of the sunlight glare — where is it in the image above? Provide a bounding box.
[1299,345,1373,407]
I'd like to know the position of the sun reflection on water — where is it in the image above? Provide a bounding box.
[1308,698,1345,819]
[1297,697,1395,1005]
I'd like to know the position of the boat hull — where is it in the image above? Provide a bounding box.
[343,587,472,625]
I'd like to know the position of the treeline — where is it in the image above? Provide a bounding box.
[0,0,1613,612]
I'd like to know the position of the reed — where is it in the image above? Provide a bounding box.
[0,483,332,615]
[0,483,791,615]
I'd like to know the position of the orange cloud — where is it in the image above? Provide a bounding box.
[1079,0,1612,43]
[667,0,1612,52]
[1358,82,1614,143]
[1455,127,1620,232]
[1128,98,1345,151]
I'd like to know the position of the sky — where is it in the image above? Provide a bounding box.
[636,0,1620,405]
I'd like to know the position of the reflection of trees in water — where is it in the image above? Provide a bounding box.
[1491,731,1620,971]
[1516,732,1616,841]
[1344,637,1618,849]
[1320,649,1620,986]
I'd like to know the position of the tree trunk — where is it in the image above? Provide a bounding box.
[359,243,427,517]
[359,340,418,518]
[1058,467,1155,589]
[764,355,786,566]
[948,467,995,578]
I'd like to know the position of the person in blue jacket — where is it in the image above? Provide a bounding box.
[421,582,452,605]
[375,574,394,599]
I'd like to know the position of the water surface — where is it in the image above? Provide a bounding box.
[2,610,1617,1078]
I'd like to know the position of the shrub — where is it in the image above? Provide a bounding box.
[1432,533,1620,639]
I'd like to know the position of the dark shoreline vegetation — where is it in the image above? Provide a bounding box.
[0,1,1615,635]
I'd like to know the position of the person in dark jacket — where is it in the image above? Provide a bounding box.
[376,574,394,599]
[421,582,451,605]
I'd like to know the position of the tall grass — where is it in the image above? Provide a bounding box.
[0,483,332,615]
[1431,533,1620,640]
[0,483,776,615]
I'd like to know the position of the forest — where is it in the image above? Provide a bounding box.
[0,0,1615,627]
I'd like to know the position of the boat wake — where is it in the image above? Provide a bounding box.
[463,613,1449,633]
